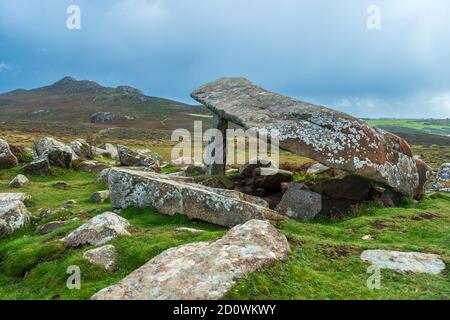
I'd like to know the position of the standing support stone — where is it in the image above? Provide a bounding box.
[205,114,228,176]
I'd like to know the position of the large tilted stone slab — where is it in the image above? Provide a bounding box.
[0,200,31,237]
[191,78,431,198]
[109,168,283,227]
[91,220,290,300]
[361,250,445,275]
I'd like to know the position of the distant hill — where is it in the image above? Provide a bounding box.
[0,76,211,138]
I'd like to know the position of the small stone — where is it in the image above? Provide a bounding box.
[77,161,110,174]
[184,165,205,176]
[64,199,77,208]
[360,250,445,275]
[249,168,293,192]
[225,169,239,175]
[8,175,30,188]
[53,181,69,189]
[23,158,51,176]
[117,145,160,170]
[91,190,110,203]
[170,157,196,166]
[91,220,290,300]
[175,227,205,234]
[61,212,131,247]
[96,168,111,185]
[70,139,94,159]
[168,171,186,177]
[280,182,290,194]
[306,163,331,175]
[239,157,274,178]
[0,139,18,169]
[39,208,56,218]
[35,221,66,235]
[95,144,119,159]
[432,163,450,192]
[254,188,266,197]
[0,200,31,237]
[361,235,374,241]
[276,183,322,221]
[83,245,118,272]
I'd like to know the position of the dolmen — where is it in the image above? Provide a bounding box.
[191,78,432,199]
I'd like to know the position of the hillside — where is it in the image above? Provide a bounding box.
[0,77,211,139]
[367,119,450,136]
[367,119,450,146]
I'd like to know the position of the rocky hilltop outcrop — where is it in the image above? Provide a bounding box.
[191,78,432,198]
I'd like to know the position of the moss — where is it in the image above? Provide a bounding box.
[160,164,182,174]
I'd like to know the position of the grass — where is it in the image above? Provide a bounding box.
[412,145,450,169]
[227,194,450,300]
[0,165,226,299]
[0,158,449,300]
[367,119,450,134]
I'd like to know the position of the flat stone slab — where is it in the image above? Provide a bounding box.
[360,250,445,275]
[191,78,432,198]
[109,168,283,227]
[91,220,290,300]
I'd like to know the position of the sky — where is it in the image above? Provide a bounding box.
[0,0,449,118]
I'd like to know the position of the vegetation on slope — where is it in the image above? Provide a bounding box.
[367,119,450,136]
